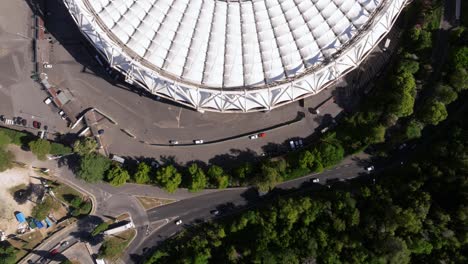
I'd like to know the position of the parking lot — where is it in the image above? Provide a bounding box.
[0,0,68,138]
[0,0,392,165]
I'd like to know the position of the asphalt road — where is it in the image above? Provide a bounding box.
[128,159,370,263]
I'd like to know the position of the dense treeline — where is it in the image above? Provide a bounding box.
[145,97,468,264]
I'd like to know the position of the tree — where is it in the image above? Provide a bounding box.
[434,85,458,104]
[155,165,182,193]
[448,68,468,92]
[32,196,60,220]
[28,139,51,160]
[50,143,72,155]
[73,137,98,156]
[80,201,92,215]
[0,244,17,264]
[70,196,83,208]
[405,120,424,140]
[91,222,109,236]
[106,166,130,187]
[397,59,420,75]
[317,142,344,168]
[188,163,207,192]
[134,162,151,184]
[451,46,468,70]
[255,162,283,192]
[418,100,448,125]
[234,162,254,182]
[0,149,14,172]
[207,165,229,189]
[0,131,11,148]
[298,150,315,170]
[78,153,111,183]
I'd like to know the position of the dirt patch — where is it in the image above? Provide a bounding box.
[0,167,42,235]
[135,196,176,210]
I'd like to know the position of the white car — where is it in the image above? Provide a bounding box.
[366,166,375,172]
[194,139,204,144]
[169,140,179,145]
[312,178,319,183]
[43,63,52,69]
[59,110,65,116]
[44,97,52,105]
[175,219,182,225]
[249,134,259,140]
[289,140,295,149]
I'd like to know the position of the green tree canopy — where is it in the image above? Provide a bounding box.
[448,68,468,92]
[405,120,424,140]
[188,163,207,192]
[78,153,111,183]
[155,165,182,193]
[50,143,72,155]
[397,59,420,75]
[29,139,51,160]
[451,46,468,70]
[207,165,229,189]
[0,244,17,264]
[106,166,130,187]
[134,162,151,184]
[434,85,458,104]
[234,162,254,181]
[418,100,448,125]
[255,160,285,192]
[73,137,98,156]
[317,142,344,168]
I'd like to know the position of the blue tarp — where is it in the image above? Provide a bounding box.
[15,212,26,223]
[34,219,44,229]
[45,217,53,228]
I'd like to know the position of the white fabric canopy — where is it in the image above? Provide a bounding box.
[63,0,408,112]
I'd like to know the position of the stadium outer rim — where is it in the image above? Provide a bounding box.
[62,0,409,113]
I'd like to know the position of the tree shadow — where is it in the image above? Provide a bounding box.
[208,148,258,170]
[68,215,106,246]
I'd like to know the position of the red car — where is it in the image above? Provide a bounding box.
[258,133,266,138]
[33,121,41,129]
[50,248,59,256]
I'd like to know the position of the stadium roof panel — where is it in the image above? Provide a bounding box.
[64,0,408,112]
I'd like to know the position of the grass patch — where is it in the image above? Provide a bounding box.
[283,167,311,181]
[53,183,83,206]
[8,183,27,196]
[8,230,45,261]
[136,196,176,210]
[100,229,136,262]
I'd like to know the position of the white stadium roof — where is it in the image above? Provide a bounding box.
[63,0,408,112]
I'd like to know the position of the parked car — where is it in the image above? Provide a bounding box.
[58,110,65,116]
[398,143,407,150]
[194,139,204,144]
[33,121,41,129]
[169,140,179,145]
[249,134,258,140]
[175,219,183,225]
[366,166,375,172]
[295,139,304,148]
[311,178,320,183]
[151,160,160,168]
[210,210,220,216]
[258,132,266,138]
[44,97,52,105]
[289,140,295,149]
[98,129,105,135]
[43,63,52,69]
[60,241,69,247]
[50,248,59,256]
[21,119,27,126]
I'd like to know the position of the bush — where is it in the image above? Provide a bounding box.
[134,162,151,184]
[0,127,32,146]
[0,131,11,148]
[187,164,207,192]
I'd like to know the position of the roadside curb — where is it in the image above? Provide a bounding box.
[52,171,98,215]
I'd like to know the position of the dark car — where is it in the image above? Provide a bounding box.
[21,119,27,126]
[33,121,41,129]
[50,248,59,256]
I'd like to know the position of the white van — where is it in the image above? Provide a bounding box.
[111,154,125,164]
